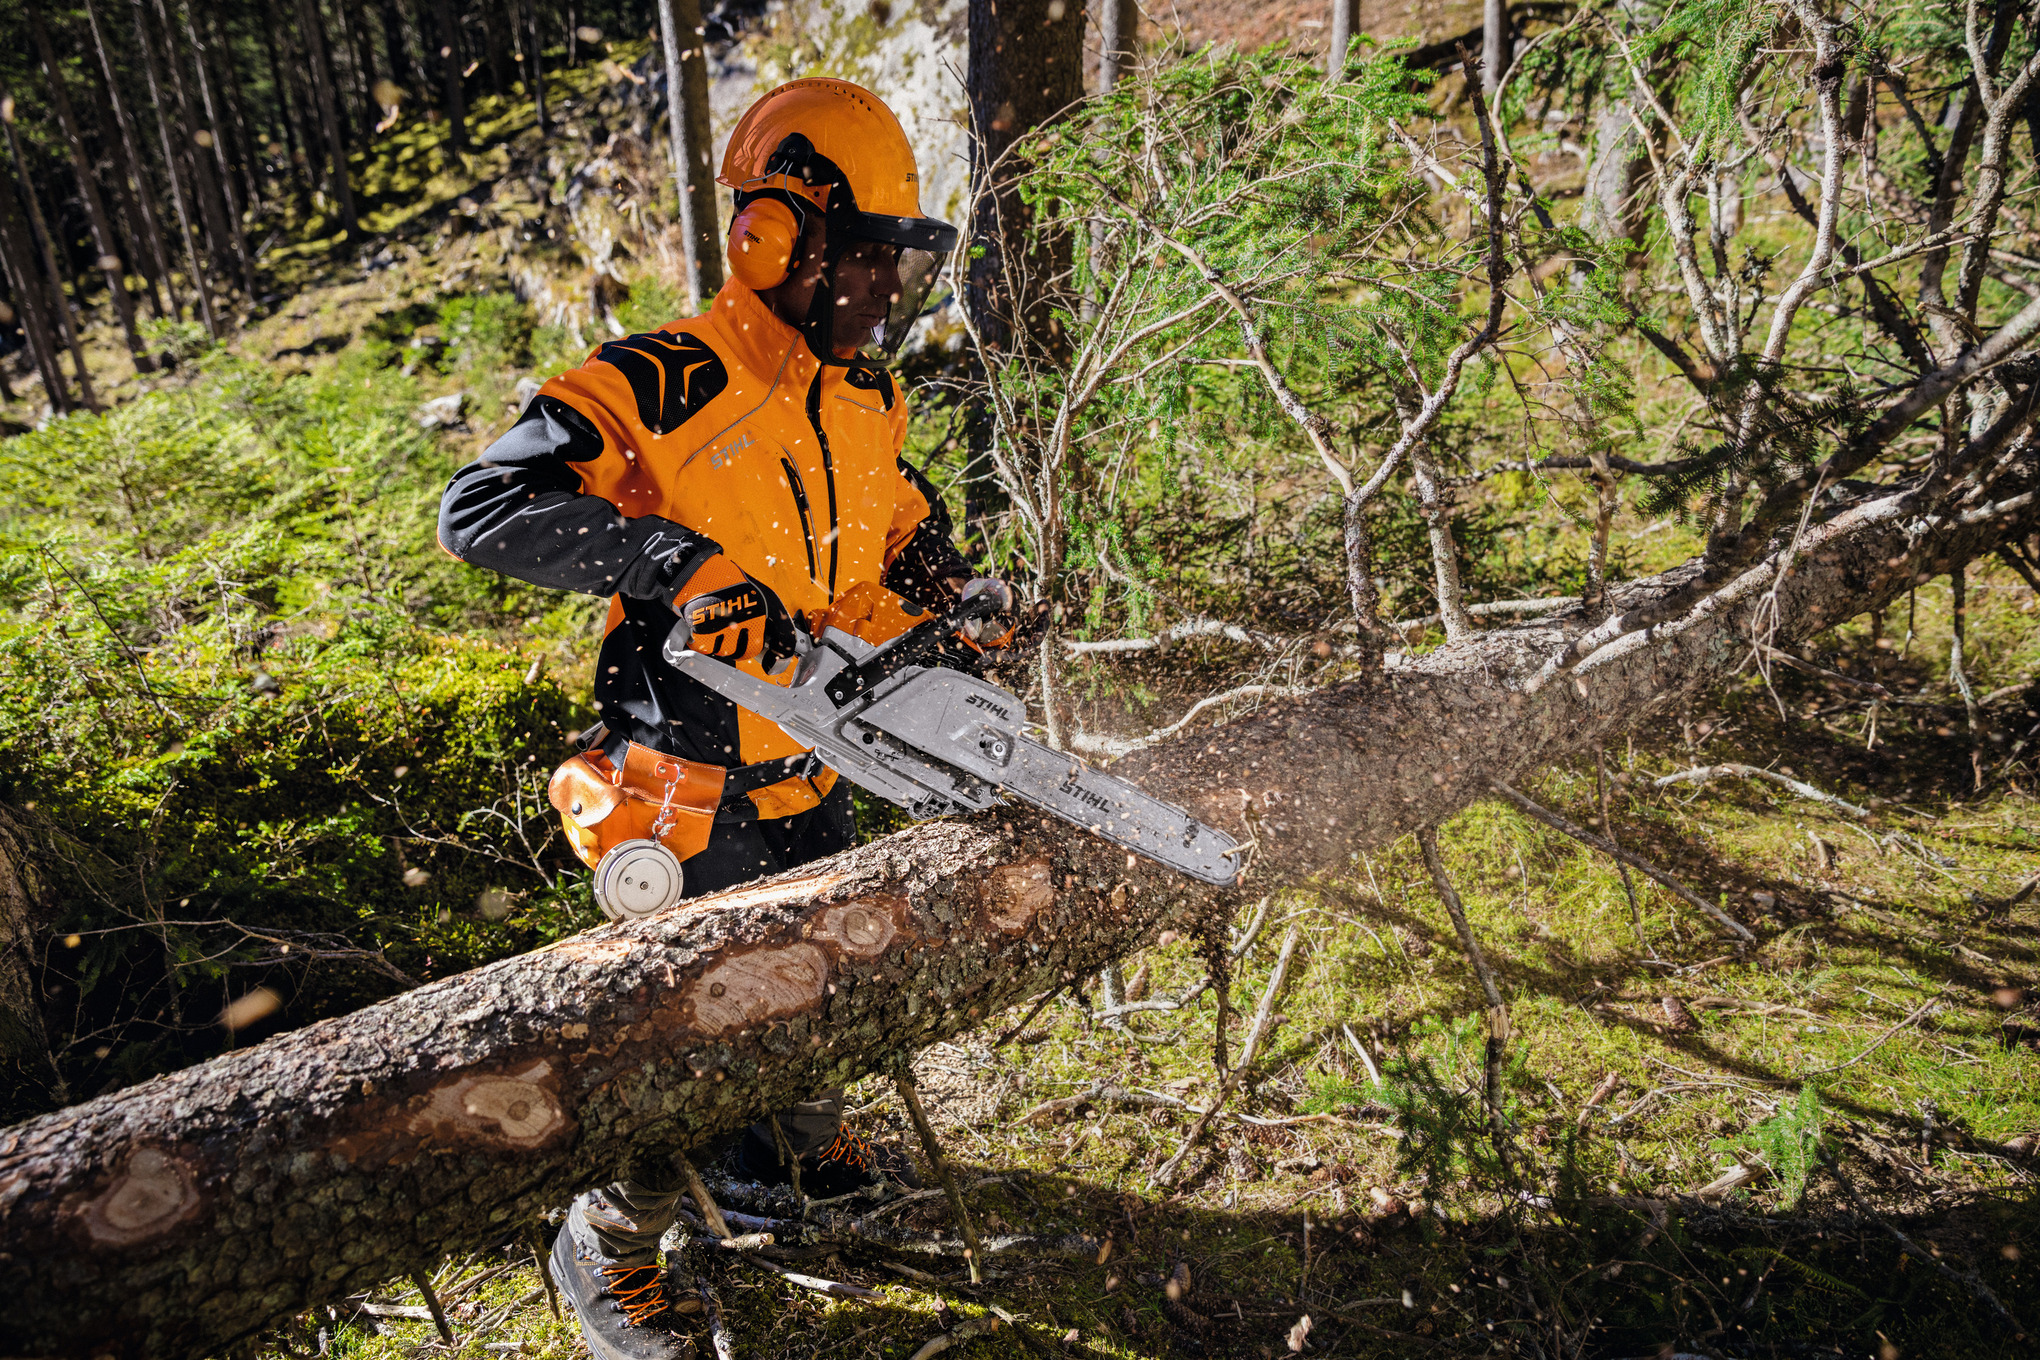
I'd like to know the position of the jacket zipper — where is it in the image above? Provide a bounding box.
[805,376,840,598]
[780,457,820,583]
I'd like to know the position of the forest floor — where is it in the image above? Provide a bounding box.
[8,32,2040,1360]
[264,584,2040,1359]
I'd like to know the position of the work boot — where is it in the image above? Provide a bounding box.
[551,1196,690,1360]
[733,1123,922,1198]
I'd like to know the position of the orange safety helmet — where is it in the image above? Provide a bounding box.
[718,79,958,362]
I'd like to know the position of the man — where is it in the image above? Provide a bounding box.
[437,79,1011,1360]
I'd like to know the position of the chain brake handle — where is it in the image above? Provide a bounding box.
[821,592,1004,708]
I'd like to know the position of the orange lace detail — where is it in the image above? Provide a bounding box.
[814,1126,876,1173]
[599,1262,669,1326]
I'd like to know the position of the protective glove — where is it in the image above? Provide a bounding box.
[954,577,1038,651]
[666,554,801,673]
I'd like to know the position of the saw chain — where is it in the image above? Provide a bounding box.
[664,600,1243,885]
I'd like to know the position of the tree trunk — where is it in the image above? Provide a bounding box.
[0,806,61,1125]
[5,478,2030,1360]
[0,185,73,410]
[294,0,362,241]
[260,5,312,208]
[151,0,242,308]
[378,0,421,107]
[525,0,549,133]
[204,7,264,218]
[176,0,258,301]
[1481,0,1509,95]
[129,0,219,336]
[1327,0,1357,80]
[1097,0,1136,92]
[26,5,153,370]
[83,0,177,321]
[656,0,722,308]
[435,0,469,152]
[1,109,99,410]
[481,0,509,98]
[965,0,1083,355]
[333,0,378,143]
[963,0,1084,558]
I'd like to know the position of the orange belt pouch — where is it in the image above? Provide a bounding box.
[547,743,726,872]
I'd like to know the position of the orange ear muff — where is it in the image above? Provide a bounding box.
[727,198,799,291]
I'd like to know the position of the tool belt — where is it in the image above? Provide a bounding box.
[547,739,825,872]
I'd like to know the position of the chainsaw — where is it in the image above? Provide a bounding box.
[661,591,1244,886]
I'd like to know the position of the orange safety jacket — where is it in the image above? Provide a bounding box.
[437,280,970,819]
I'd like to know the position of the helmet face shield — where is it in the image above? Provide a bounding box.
[861,246,945,360]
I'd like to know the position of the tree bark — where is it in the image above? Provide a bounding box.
[1327,0,1357,80]
[204,6,264,218]
[151,0,242,304]
[176,0,258,300]
[0,806,61,1125]
[656,0,722,308]
[26,5,153,370]
[434,0,469,152]
[82,0,176,321]
[0,181,72,410]
[261,5,313,208]
[129,0,219,336]
[480,0,509,99]
[963,0,1084,555]
[965,0,1083,356]
[294,0,362,241]
[378,0,421,105]
[1098,0,1136,92]
[524,0,550,133]
[332,0,379,143]
[1481,0,1509,95]
[1,105,99,410]
[3,477,2032,1360]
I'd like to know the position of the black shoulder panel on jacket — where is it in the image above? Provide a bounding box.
[593,331,730,435]
[843,365,897,411]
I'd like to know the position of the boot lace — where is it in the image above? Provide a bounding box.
[812,1125,876,1175]
[598,1261,669,1327]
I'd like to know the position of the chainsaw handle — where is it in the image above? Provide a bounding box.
[822,591,1005,707]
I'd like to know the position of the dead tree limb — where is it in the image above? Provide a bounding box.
[0,488,2030,1360]
[1489,781,1757,943]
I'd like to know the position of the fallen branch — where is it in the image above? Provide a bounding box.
[1491,781,1756,943]
[736,1253,882,1300]
[1653,763,1873,819]
[1154,924,1302,1186]
[1796,996,1941,1077]
[893,1068,987,1285]
[1070,684,1308,759]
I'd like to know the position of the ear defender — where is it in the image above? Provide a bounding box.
[726,197,800,290]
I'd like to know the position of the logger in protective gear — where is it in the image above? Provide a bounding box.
[437,78,988,1360]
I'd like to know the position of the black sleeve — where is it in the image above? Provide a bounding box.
[436,395,722,602]
[882,458,976,610]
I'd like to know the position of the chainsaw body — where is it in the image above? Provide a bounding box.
[663,602,1243,885]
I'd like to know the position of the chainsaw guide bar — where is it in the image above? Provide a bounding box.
[666,615,1243,885]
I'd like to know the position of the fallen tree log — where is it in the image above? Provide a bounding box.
[0,487,2030,1360]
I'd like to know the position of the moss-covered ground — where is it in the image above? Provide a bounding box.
[263,569,2040,1359]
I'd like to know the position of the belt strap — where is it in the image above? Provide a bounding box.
[718,751,825,810]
